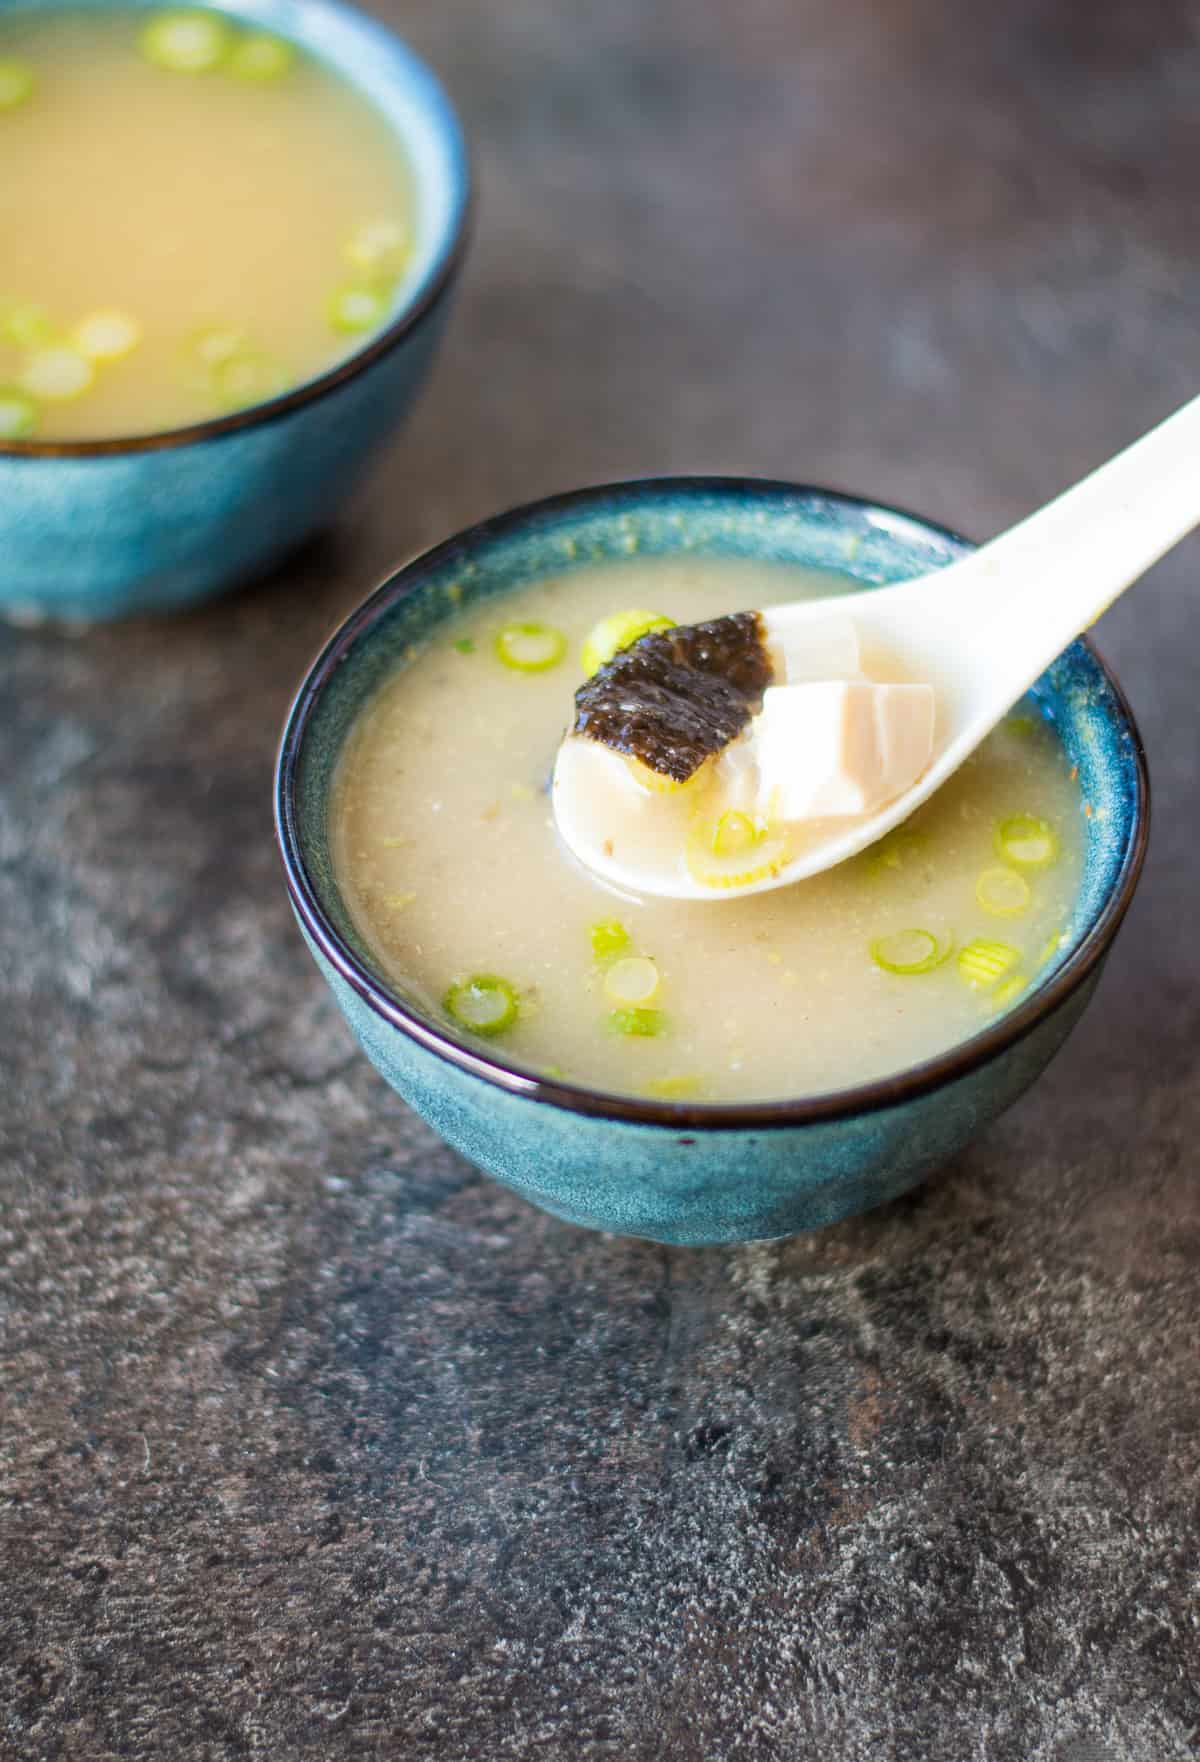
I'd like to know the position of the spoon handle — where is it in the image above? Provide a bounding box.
[928,388,1200,717]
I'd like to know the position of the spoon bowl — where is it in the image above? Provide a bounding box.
[555,392,1198,899]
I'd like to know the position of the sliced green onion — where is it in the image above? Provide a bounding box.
[0,387,36,440]
[956,938,1020,989]
[453,637,475,655]
[603,956,661,1007]
[326,284,389,335]
[0,57,34,111]
[990,972,1029,1010]
[1005,713,1036,738]
[646,1075,703,1100]
[1037,928,1067,968]
[686,815,790,889]
[994,814,1058,869]
[975,866,1032,918]
[228,31,294,81]
[710,810,760,858]
[139,9,231,72]
[72,309,142,362]
[210,349,285,411]
[0,301,54,348]
[444,973,519,1036]
[581,608,675,677]
[19,346,94,402]
[494,620,567,673]
[624,753,711,796]
[608,1007,665,1037]
[343,218,410,280]
[186,322,251,369]
[870,928,951,975]
[590,919,630,962]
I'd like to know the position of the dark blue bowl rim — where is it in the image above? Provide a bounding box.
[0,0,472,461]
[275,476,1150,1131]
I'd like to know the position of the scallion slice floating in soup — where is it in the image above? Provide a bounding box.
[975,865,1032,917]
[19,346,94,402]
[210,349,285,411]
[139,9,231,73]
[0,301,54,348]
[0,57,34,111]
[956,938,1020,989]
[444,974,519,1037]
[343,218,410,280]
[581,608,675,677]
[608,1007,665,1038]
[603,956,661,1008]
[990,972,1029,1010]
[1037,928,1067,967]
[0,388,36,440]
[590,919,630,962]
[73,309,142,362]
[326,284,389,335]
[228,31,294,82]
[494,621,567,673]
[870,929,952,976]
[646,1075,703,1100]
[186,322,251,369]
[994,814,1058,868]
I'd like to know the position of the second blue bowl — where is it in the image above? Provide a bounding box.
[0,0,470,622]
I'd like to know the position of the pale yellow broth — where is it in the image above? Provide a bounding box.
[333,558,1085,1103]
[0,8,414,439]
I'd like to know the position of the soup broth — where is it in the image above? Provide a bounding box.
[0,7,416,441]
[332,559,1085,1103]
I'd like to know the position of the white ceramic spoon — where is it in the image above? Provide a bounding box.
[554,390,1200,901]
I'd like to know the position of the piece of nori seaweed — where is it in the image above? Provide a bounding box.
[571,611,773,782]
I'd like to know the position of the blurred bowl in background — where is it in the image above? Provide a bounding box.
[0,0,470,623]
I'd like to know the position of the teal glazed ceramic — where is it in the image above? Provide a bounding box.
[0,0,469,622]
[275,480,1149,1245]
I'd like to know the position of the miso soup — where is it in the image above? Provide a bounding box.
[0,7,416,441]
[332,559,1086,1103]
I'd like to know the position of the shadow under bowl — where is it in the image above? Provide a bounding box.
[0,0,470,622]
[276,478,1149,1246]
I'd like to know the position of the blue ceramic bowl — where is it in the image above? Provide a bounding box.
[275,480,1149,1245]
[0,0,469,622]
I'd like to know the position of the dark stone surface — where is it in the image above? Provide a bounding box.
[2,0,1199,1756]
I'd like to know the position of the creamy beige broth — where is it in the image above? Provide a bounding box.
[333,558,1085,1102]
[0,8,415,440]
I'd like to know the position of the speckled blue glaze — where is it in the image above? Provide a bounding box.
[276,480,1150,1245]
[0,0,469,622]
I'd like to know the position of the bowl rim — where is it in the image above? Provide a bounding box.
[275,475,1151,1131]
[0,0,472,461]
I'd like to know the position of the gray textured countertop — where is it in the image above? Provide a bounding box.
[3,1,1198,1757]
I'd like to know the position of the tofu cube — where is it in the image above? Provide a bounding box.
[752,681,935,820]
[761,611,861,684]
